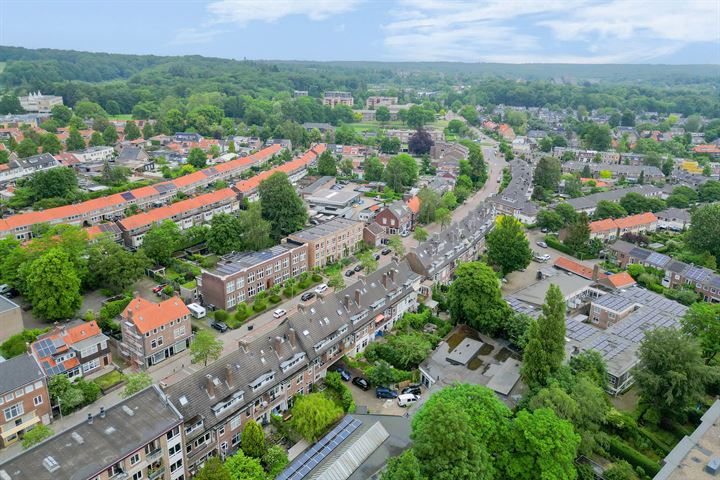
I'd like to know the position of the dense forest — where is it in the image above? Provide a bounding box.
[1,46,719,120]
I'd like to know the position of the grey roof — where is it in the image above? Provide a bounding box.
[289,218,362,242]
[116,146,146,162]
[0,354,44,395]
[563,161,663,178]
[0,295,20,314]
[301,176,336,195]
[9,153,58,170]
[560,185,661,211]
[410,202,494,274]
[0,385,183,480]
[307,189,361,207]
[211,243,304,278]
[487,159,538,214]
[385,200,411,220]
[656,207,691,222]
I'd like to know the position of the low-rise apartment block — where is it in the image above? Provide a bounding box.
[0,153,61,186]
[120,296,193,369]
[322,91,354,107]
[580,212,658,242]
[72,146,114,163]
[558,185,662,214]
[0,354,52,449]
[30,320,111,380]
[365,96,397,109]
[0,385,187,480]
[286,218,364,268]
[373,200,414,235]
[609,240,720,303]
[487,159,539,224]
[200,243,309,310]
[167,259,421,474]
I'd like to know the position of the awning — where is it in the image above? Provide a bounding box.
[0,416,40,439]
[374,314,385,324]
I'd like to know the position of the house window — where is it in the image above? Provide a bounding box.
[3,403,23,421]
[248,272,255,283]
[157,336,164,346]
[175,326,186,338]
[82,358,101,373]
[169,443,182,456]
[232,432,241,446]
[33,395,43,406]
[132,472,143,480]
[130,453,140,465]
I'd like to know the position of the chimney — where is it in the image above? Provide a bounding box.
[381,273,388,288]
[592,264,600,281]
[133,291,140,299]
[388,269,395,282]
[354,289,361,305]
[288,328,297,348]
[343,294,351,309]
[206,374,216,398]
[87,413,93,425]
[239,339,249,352]
[297,303,305,313]
[273,336,282,352]
[225,364,233,387]
[100,407,106,419]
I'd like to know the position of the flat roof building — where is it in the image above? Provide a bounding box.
[287,218,364,268]
[0,296,22,344]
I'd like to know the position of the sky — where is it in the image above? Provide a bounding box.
[1,0,718,64]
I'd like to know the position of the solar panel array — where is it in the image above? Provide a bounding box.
[277,417,362,480]
[120,191,136,201]
[685,266,710,282]
[154,183,175,193]
[585,334,632,361]
[645,252,670,268]
[566,319,597,342]
[34,338,57,358]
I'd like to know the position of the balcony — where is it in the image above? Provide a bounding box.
[148,465,166,480]
[146,447,163,462]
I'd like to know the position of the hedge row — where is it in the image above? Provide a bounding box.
[609,436,661,477]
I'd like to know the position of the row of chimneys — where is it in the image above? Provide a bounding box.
[86,407,106,424]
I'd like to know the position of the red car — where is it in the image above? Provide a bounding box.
[152,284,167,294]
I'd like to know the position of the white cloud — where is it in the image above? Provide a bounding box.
[382,0,719,63]
[171,27,223,45]
[207,0,362,25]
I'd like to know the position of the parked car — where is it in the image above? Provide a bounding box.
[272,309,287,318]
[401,384,422,396]
[314,284,328,294]
[540,227,549,233]
[537,241,548,248]
[211,321,228,333]
[400,231,410,238]
[0,284,10,296]
[397,393,419,407]
[345,269,355,277]
[381,248,392,255]
[352,377,370,391]
[334,367,351,381]
[152,283,168,294]
[373,253,381,260]
[300,292,315,302]
[375,387,398,399]
[353,264,363,272]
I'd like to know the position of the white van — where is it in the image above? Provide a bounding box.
[0,284,10,296]
[397,394,418,407]
[187,303,207,319]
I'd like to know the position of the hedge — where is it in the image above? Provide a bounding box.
[544,236,577,256]
[609,436,661,476]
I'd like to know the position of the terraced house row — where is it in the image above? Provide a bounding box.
[0,144,284,241]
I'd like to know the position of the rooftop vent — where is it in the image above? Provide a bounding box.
[104,426,116,435]
[71,432,84,444]
[0,470,12,480]
[122,405,135,416]
[42,456,60,473]
[706,457,720,475]
[179,396,188,406]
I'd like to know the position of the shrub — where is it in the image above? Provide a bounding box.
[609,436,660,476]
[311,273,323,282]
[252,300,267,312]
[269,294,281,304]
[214,310,229,323]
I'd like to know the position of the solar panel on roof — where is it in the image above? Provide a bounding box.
[121,192,136,201]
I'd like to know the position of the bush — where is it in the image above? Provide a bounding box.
[545,235,578,256]
[269,294,281,304]
[609,436,661,476]
[214,310,229,323]
[252,300,267,312]
[311,273,323,282]
[1,328,47,358]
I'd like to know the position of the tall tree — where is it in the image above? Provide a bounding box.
[87,238,148,293]
[142,122,154,139]
[124,120,141,140]
[140,220,182,266]
[387,235,405,257]
[50,105,72,126]
[408,128,434,155]
[417,188,440,224]
[681,302,720,363]
[563,212,591,253]
[380,450,422,480]
[447,262,512,335]
[258,172,308,240]
[102,124,118,145]
[195,457,231,480]
[500,408,580,480]
[521,284,566,387]
[383,154,418,191]
[533,156,562,191]
[89,131,105,147]
[633,328,714,417]
[436,207,451,230]
[412,400,493,480]
[316,150,337,176]
[362,156,384,182]
[40,133,63,155]
[486,215,532,275]
[190,330,223,366]
[206,213,243,255]
[224,450,267,480]
[16,138,38,158]
[121,371,153,398]
[240,419,266,458]
[187,147,207,169]
[0,94,24,114]
[375,106,391,123]
[26,248,82,321]
[686,204,720,259]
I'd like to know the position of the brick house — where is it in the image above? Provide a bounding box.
[286,218,364,268]
[120,296,193,369]
[373,200,413,235]
[0,354,52,448]
[30,320,111,380]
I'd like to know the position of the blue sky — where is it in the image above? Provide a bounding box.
[1,0,718,64]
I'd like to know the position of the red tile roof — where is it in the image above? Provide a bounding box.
[590,218,619,234]
[121,296,191,334]
[580,178,609,188]
[234,145,325,193]
[589,212,657,234]
[553,256,607,280]
[31,321,104,372]
[693,144,720,154]
[406,196,420,214]
[606,272,636,288]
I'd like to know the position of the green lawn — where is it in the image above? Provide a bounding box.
[108,114,133,120]
[0,62,5,73]
[93,370,127,390]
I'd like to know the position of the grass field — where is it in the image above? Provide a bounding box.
[0,62,5,73]
[108,114,133,120]
[350,119,449,132]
